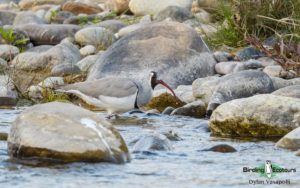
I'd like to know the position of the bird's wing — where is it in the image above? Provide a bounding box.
[59,77,138,98]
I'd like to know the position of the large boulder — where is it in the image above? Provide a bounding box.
[88,21,215,88]
[11,41,80,93]
[272,85,300,99]
[129,0,192,16]
[14,24,81,45]
[0,75,17,106]
[276,127,300,151]
[8,102,129,164]
[209,94,300,138]
[207,70,274,114]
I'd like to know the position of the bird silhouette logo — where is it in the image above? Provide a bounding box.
[265,160,273,178]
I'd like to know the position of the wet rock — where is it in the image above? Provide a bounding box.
[207,70,274,114]
[276,127,300,151]
[51,63,81,76]
[14,24,81,45]
[88,21,215,88]
[11,42,80,93]
[154,6,193,22]
[0,75,17,106]
[271,77,300,90]
[213,51,233,62]
[77,53,101,72]
[236,46,264,61]
[19,0,66,10]
[145,93,185,112]
[171,100,206,118]
[129,0,192,16]
[202,144,237,153]
[75,27,115,50]
[0,10,16,25]
[79,45,96,57]
[263,65,287,78]
[132,134,172,152]
[13,11,45,26]
[105,0,129,14]
[0,132,7,141]
[0,44,19,61]
[209,94,300,138]
[162,106,175,115]
[192,75,221,105]
[8,102,130,164]
[62,1,102,15]
[93,20,126,33]
[272,85,300,99]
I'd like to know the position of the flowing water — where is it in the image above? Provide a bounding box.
[0,108,299,188]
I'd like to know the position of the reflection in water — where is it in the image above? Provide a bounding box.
[0,108,299,187]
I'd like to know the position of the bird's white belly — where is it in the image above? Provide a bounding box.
[62,90,137,114]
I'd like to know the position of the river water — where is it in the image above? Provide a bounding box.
[0,107,299,188]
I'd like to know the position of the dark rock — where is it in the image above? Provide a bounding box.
[202,144,237,153]
[171,100,206,118]
[276,127,300,151]
[145,93,185,112]
[62,1,103,15]
[162,106,175,115]
[132,134,172,152]
[236,46,264,61]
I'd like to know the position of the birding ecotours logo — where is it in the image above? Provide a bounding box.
[243,160,296,179]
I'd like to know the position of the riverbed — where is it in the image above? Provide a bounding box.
[0,108,299,188]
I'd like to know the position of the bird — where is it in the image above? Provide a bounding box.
[57,71,177,116]
[265,160,273,178]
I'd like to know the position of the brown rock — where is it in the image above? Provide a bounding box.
[62,2,103,15]
[105,0,130,14]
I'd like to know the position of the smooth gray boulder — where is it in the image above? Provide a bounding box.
[8,102,130,164]
[93,20,126,33]
[171,100,206,118]
[209,94,300,138]
[88,21,215,88]
[272,85,300,99]
[132,134,172,152]
[207,70,274,115]
[13,11,45,25]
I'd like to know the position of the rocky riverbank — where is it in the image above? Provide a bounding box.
[0,0,300,164]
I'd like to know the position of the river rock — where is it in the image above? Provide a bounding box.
[14,24,81,45]
[129,0,192,16]
[192,76,221,105]
[13,11,45,26]
[0,75,17,106]
[116,23,148,38]
[207,70,274,115]
[19,0,66,10]
[276,127,300,151]
[93,20,125,33]
[88,21,215,88]
[272,85,300,99]
[202,144,237,153]
[215,61,240,75]
[0,10,16,25]
[11,41,80,93]
[257,57,278,67]
[194,9,211,23]
[154,85,194,103]
[105,0,129,14]
[48,10,75,24]
[75,27,115,50]
[171,100,206,118]
[132,134,172,152]
[209,94,300,138]
[26,45,53,53]
[8,102,130,164]
[77,53,101,72]
[62,1,102,15]
[79,45,96,56]
[263,65,287,78]
[213,51,233,62]
[154,6,192,22]
[236,46,264,61]
[162,106,175,115]
[0,44,19,61]
[271,77,300,90]
[145,93,185,112]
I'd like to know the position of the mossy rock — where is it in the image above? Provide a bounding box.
[145,93,185,112]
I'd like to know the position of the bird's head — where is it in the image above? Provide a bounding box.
[149,71,177,97]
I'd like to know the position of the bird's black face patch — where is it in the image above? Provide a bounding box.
[150,71,158,89]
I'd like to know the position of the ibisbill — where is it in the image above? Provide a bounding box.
[57,71,177,116]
